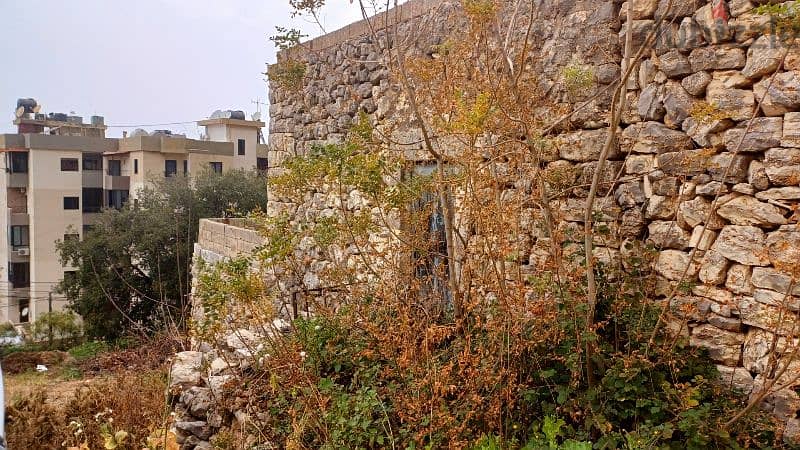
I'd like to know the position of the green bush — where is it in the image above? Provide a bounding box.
[30,311,82,349]
[68,340,109,361]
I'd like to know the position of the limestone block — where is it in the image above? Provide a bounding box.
[693,1,734,44]
[766,227,800,272]
[739,296,797,333]
[681,70,712,96]
[742,35,788,79]
[690,324,743,366]
[753,71,800,116]
[558,128,620,162]
[677,196,725,230]
[683,116,733,147]
[726,263,753,295]
[723,117,783,152]
[755,187,800,201]
[781,112,800,148]
[657,149,713,177]
[711,225,770,266]
[655,249,699,280]
[748,160,770,190]
[716,195,788,226]
[706,80,755,121]
[689,225,717,250]
[764,148,800,186]
[699,249,731,285]
[716,365,754,394]
[620,0,660,20]
[170,351,204,392]
[678,17,706,51]
[621,121,693,153]
[658,50,692,77]
[648,220,691,249]
[645,195,678,219]
[688,45,746,71]
[638,83,666,121]
[663,80,698,128]
[707,152,754,183]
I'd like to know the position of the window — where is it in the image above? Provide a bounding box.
[209,162,223,174]
[63,233,80,243]
[108,190,129,210]
[165,160,177,177]
[63,196,79,210]
[9,262,29,288]
[63,270,77,285]
[237,139,246,156]
[10,152,28,173]
[82,153,103,171]
[18,299,29,323]
[82,188,103,213]
[10,225,29,248]
[134,159,139,174]
[108,160,121,176]
[183,160,188,175]
[60,158,79,171]
[257,157,268,172]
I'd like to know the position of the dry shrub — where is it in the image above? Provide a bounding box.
[6,370,168,449]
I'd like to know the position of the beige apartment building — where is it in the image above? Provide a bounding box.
[0,100,266,327]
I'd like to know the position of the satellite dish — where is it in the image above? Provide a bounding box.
[252,111,261,121]
[15,107,25,118]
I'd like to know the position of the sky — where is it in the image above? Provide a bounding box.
[0,0,388,138]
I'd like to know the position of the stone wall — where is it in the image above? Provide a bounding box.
[263,0,800,441]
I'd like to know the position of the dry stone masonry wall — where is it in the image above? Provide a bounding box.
[177,0,800,447]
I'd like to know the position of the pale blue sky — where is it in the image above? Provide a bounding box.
[0,1,384,138]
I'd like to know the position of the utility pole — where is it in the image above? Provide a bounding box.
[48,291,53,348]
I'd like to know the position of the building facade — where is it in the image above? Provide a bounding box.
[0,101,267,326]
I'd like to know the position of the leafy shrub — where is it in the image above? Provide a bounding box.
[68,340,110,361]
[30,311,82,349]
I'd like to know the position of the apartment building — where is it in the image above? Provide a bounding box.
[0,99,266,326]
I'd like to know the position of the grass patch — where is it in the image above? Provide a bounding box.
[68,340,109,361]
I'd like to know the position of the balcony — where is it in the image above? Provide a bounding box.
[7,172,28,188]
[104,170,130,190]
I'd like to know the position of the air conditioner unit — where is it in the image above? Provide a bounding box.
[16,248,30,256]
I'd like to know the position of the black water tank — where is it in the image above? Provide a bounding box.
[229,110,245,120]
[16,98,38,113]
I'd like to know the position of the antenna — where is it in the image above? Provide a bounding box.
[252,111,262,121]
[251,98,267,114]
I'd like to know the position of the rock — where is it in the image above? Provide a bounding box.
[621,121,693,153]
[709,314,743,332]
[678,17,706,50]
[707,152,753,183]
[766,228,800,272]
[615,182,646,208]
[656,0,704,20]
[648,221,691,249]
[699,249,731,285]
[688,46,746,72]
[733,11,771,42]
[696,181,728,196]
[621,208,646,236]
[175,421,212,441]
[689,225,717,250]
[663,81,697,128]
[726,264,753,295]
[681,70,712,96]
[652,176,680,196]
[683,116,733,147]
[207,375,234,397]
[208,357,228,376]
[658,50,692,77]
[786,419,800,446]
[711,225,770,266]
[625,154,655,174]
[170,351,204,391]
[723,117,783,152]
[671,295,712,321]
[742,35,788,79]
[693,284,734,304]
[764,148,800,186]
[645,195,677,219]
[755,187,800,200]
[558,128,620,162]
[716,365,754,394]
[224,329,262,352]
[732,183,755,195]
[753,71,800,116]
[748,160,770,190]
[181,387,213,418]
[621,0,660,20]
[657,149,713,177]
[742,328,775,373]
[781,112,800,148]
[711,69,750,88]
[706,80,755,121]
[739,296,796,332]
[694,0,733,44]
[690,324,743,366]
[677,196,725,229]
[638,83,666,121]
[753,288,800,311]
[654,249,699,280]
[716,195,787,226]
